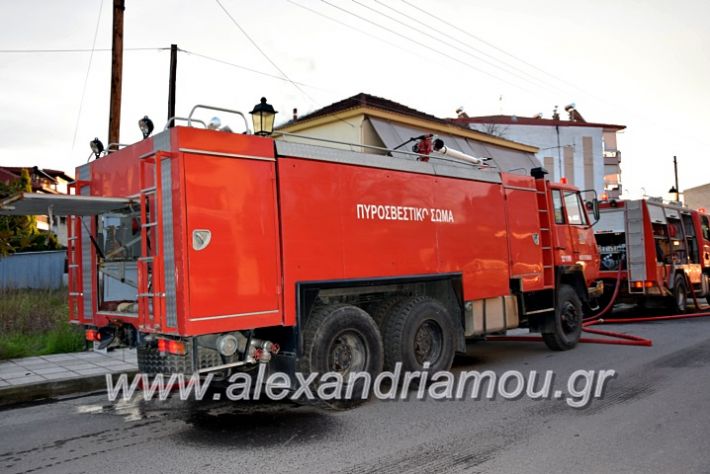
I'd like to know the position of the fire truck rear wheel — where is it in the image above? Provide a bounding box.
[669,274,688,312]
[371,297,406,329]
[383,296,456,373]
[704,274,710,305]
[542,285,582,351]
[298,304,383,407]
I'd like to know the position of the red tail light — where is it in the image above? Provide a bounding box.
[85,329,100,341]
[167,340,186,355]
[157,338,186,355]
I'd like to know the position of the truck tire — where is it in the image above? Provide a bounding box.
[669,274,688,313]
[298,304,383,408]
[542,285,583,351]
[371,297,406,329]
[382,296,456,373]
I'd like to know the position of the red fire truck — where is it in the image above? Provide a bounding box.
[0,107,602,388]
[595,198,710,311]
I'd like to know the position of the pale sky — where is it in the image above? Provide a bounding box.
[1,0,708,197]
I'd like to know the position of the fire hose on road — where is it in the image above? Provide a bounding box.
[487,266,710,348]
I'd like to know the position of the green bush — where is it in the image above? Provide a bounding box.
[0,289,84,360]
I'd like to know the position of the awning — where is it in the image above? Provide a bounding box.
[0,192,134,216]
[368,117,541,174]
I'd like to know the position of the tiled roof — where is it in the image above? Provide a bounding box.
[454,115,626,131]
[281,92,467,131]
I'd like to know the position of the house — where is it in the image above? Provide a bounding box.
[0,166,74,245]
[276,93,541,174]
[452,106,626,199]
[684,183,710,212]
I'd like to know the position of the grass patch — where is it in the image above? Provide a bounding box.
[0,289,84,360]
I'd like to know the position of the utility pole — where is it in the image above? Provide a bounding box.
[108,0,125,145]
[673,155,679,202]
[167,44,178,127]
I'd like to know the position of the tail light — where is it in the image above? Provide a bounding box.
[85,329,100,341]
[631,281,654,289]
[167,340,186,355]
[156,338,186,355]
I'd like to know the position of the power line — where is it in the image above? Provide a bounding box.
[179,48,329,91]
[214,0,316,104]
[373,0,561,96]
[0,47,167,53]
[70,0,104,157]
[320,0,538,96]
[399,0,584,95]
[287,0,422,59]
[352,0,558,98]
[399,1,710,149]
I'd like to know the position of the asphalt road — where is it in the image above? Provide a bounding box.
[2,315,710,474]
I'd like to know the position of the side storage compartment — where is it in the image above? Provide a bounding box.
[182,152,283,334]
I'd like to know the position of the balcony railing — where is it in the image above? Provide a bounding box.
[603,150,621,165]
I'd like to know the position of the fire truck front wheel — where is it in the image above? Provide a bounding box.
[669,274,688,312]
[542,285,583,351]
[382,296,456,373]
[298,304,384,406]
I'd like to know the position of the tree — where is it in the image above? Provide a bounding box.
[0,168,61,255]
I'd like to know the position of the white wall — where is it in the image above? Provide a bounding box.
[470,124,605,195]
[278,115,367,151]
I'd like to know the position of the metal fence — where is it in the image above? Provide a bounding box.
[0,250,66,290]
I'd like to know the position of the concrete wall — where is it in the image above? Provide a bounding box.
[684,183,710,211]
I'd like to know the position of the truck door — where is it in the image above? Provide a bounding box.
[552,188,598,270]
[551,189,574,265]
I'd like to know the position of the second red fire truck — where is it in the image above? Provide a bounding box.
[595,198,710,311]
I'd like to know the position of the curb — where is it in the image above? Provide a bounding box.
[0,371,137,409]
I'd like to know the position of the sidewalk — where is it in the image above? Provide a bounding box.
[0,349,137,407]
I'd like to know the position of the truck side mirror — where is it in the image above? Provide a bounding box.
[581,189,600,225]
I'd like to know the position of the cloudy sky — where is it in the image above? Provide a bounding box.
[1,0,708,197]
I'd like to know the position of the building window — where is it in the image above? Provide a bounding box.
[563,146,574,183]
[583,136,594,190]
[543,156,554,179]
